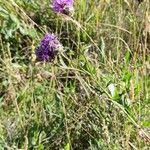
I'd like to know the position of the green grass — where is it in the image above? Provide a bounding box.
[0,0,150,149]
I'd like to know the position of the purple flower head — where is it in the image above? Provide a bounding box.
[35,33,61,61]
[52,0,74,15]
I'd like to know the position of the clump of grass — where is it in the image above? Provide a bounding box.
[0,0,150,149]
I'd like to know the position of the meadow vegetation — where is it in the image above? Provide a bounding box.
[0,0,150,149]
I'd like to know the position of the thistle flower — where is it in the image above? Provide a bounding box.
[52,0,74,15]
[35,33,61,61]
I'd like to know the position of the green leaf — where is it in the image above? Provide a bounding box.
[64,143,70,150]
[142,121,150,127]
[124,50,131,64]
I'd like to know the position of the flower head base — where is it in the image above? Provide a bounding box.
[52,0,74,16]
[35,33,62,62]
